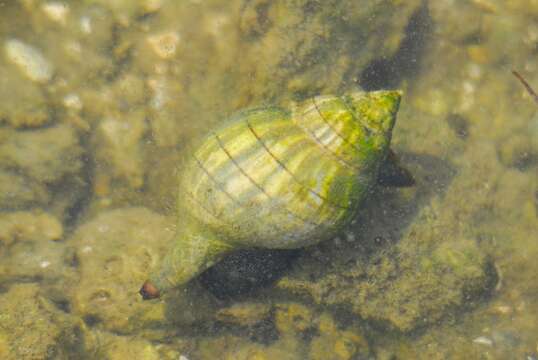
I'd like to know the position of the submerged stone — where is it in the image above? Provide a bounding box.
[4,39,54,83]
[277,155,498,333]
[0,283,81,359]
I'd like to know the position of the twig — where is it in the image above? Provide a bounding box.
[512,70,538,105]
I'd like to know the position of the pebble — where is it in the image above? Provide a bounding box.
[493,304,513,315]
[473,336,494,346]
[4,39,53,83]
[41,2,70,25]
[63,93,83,111]
[143,0,164,13]
[79,16,92,34]
[147,31,181,59]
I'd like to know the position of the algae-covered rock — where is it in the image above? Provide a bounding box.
[0,211,64,278]
[0,211,63,247]
[0,283,82,360]
[68,207,215,333]
[273,304,370,360]
[279,228,494,333]
[216,302,272,328]
[0,124,83,184]
[277,152,497,333]
[195,334,301,360]
[0,210,69,285]
[121,0,422,144]
[0,170,50,210]
[77,69,152,200]
[308,313,369,360]
[274,302,314,335]
[0,124,86,218]
[93,110,148,190]
[0,67,50,128]
[2,239,67,282]
[83,330,188,360]
[7,1,116,88]
[498,132,537,170]
[83,0,162,19]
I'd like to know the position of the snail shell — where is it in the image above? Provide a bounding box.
[140,90,402,299]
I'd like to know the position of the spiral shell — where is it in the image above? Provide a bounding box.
[141,90,402,299]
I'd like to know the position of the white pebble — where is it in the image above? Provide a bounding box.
[179,355,190,360]
[80,16,92,34]
[41,2,70,25]
[473,336,493,346]
[63,93,83,110]
[4,39,53,83]
[40,260,51,268]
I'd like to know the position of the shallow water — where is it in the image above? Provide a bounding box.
[0,1,537,359]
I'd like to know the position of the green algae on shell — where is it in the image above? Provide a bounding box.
[140,90,402,299]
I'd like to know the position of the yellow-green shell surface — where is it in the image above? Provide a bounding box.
[146,90,401,296]
[181,90,400,248]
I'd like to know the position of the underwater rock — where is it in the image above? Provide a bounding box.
[0,124,86,219]
[498,132,537,170]
[0,211,62,248]
[216,302,272,328]
[68,207,214,333]
[4,39,54,83]
[274,303,370,360]
[82,0,163,19]
[84,330,187,360]
[0,67,50,128]
[274,302,314,335]
[0,124,83,184]
[94,110,148,190]
[277,151,498,333]
[75,69,151,201]
[18,1,116,87]
[0,211,67,283]
[146,76,185,147]
[278,227,494,333]
[308,313,370,360]
[40,2,70,26]
[195,334,301,360]
[0,171,50,210]
[0,283,82,359]
[1,239,67,282]
[123,0,421,146]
